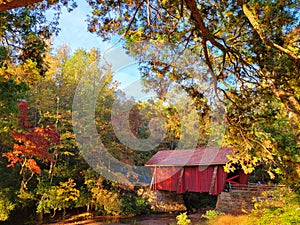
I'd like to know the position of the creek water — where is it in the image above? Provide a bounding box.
[70,213,206,225]
[84,214,176,225]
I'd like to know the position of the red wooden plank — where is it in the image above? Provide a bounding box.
[151,165,230,195]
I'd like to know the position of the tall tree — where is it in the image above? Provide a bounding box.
[3,101,60,191]
[0,0,77,76]
[86,0,299,120]
[0,0,77,148]
[86,0,300,189]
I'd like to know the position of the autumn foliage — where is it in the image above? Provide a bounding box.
[3,101,60,175]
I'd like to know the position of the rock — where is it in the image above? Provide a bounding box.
[137,188,186,212]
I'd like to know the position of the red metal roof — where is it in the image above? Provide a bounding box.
[145,147,232,166]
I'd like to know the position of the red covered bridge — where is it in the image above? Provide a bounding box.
[145,147,249,195]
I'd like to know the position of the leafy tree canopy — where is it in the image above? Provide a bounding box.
[86,0,300,189]
[0,0,77,76]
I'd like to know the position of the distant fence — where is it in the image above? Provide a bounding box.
[228,183,284,192]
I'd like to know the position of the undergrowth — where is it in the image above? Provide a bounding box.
[202,187,299,225]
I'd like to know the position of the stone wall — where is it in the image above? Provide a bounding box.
[137,188,265,214]
[137,188,186,212]
[216,191,262,214]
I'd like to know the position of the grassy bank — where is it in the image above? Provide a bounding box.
[200,188,299,225]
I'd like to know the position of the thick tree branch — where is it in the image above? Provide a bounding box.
[0,0,42,11]
[184,0,227,53]
[239,1,300,62]
[266,78,300,116]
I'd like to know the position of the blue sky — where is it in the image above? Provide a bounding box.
[49,0,108,51]
[48,0,140,88]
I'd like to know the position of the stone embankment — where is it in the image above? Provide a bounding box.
[216,191,262,214]
[137,188,186,212]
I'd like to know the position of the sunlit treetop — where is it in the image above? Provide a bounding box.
[0,0,77,76]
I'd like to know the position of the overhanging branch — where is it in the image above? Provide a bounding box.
[184,0,227,53]
[239,0,299,62]
[0,0,42,11]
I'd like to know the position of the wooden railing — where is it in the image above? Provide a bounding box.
[228,183,284,192]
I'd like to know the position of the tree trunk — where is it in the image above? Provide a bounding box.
[37,211,43,225]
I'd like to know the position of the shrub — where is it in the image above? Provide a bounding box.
[91,187,123,216]
[37,178,80,217]
[0,189,15,221]
[176,212,191,225]
[251,187,300,225]
[122,195,149,216]
[201,209,225,221]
